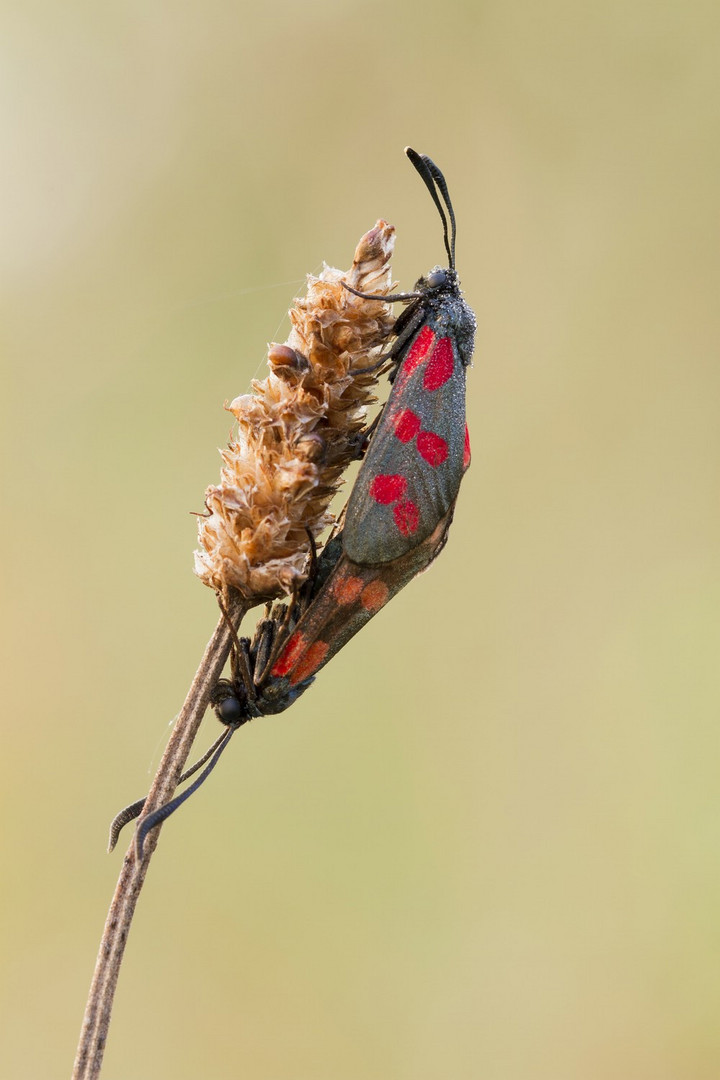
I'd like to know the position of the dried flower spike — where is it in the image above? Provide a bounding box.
[194,221,396,603]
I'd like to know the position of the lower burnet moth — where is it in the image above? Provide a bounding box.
[216,499,461,723]
[118,149,476,856]
[119,513,456,856]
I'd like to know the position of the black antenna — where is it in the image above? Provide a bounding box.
[423,155,457,270]
[134,724,239,860]
[404,148,457,271]
[107,726,236,852]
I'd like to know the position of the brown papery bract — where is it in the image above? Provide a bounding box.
[194,221,396,603]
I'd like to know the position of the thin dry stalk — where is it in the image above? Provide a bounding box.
[72,592,247,1080]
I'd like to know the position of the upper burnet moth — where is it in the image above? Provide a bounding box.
[250,147,476,712]
[342,147,476,565]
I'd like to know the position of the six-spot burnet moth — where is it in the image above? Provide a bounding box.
[243,150,476,710]
[128,506,458,855]
[121,149,476,857]
[342,147,475,565]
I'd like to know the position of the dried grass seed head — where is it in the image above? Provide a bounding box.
[194,221,396,603]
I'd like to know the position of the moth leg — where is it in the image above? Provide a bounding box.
[213,590,257,704]
[385,306,426,381]
[342,281,421,303]
[302,522,317,591]
[254,592,302,687]
[252,609,280,688]
[349,351,394,377]
[229,631,256,703]
[345,417,379,461]
[353,410,383,458]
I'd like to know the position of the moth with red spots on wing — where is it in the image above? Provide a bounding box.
[343,147,476,566]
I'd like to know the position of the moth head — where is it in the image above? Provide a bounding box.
[211,679,250,726]
[414,266,458,294]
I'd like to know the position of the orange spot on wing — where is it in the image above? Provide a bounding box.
[289,640,330,686]
[360,580,390,612]
[334,574,363,605]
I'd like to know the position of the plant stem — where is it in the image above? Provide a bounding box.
[72,592,248,1080]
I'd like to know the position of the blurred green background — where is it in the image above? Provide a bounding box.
[2,2,719,1078]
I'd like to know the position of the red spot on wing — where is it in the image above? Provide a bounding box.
[360,580,390,612]
[289,641,329,686]
[423,337,454,391]
[333,574,363,604]
[403,325,435,376]
[393,499,419,536]
[416,431,448,467]
[271,632,306,677]
[370,474,407,504]
[394,408,421,443]
[463,424,471,469]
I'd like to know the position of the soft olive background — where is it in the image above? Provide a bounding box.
[3,3,719,1078]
